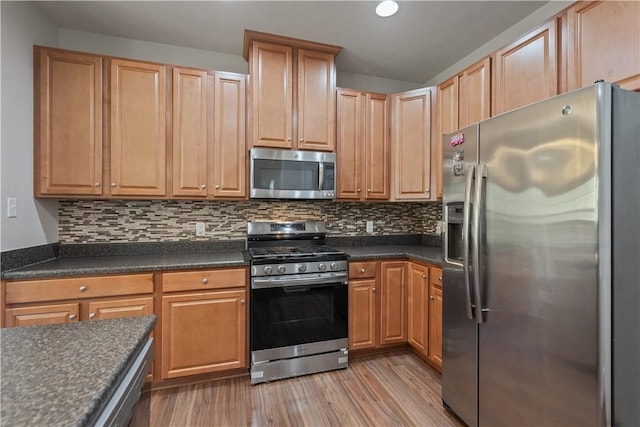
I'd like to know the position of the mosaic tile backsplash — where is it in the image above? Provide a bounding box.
[59,200,443,243]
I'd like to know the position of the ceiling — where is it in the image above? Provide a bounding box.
[36,1,548,84]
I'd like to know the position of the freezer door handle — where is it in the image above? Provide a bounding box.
[473,163,488,323]
[463,165,475,320]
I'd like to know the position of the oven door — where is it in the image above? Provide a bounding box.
[250,275,348,363]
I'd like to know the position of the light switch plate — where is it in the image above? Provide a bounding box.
[366,220,374,233]
[195,222,206,236]
[7,197,17,218]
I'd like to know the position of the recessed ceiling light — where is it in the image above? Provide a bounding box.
[376,0,399,17]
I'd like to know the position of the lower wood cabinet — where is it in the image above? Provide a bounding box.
[348,277,377,350]
[159,267,248,380]
[5,302,80,327]
[407,263,429,356]
[427,267,443,369]
[379,261,408,345]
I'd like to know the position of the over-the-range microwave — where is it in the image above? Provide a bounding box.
[249,148,336,200]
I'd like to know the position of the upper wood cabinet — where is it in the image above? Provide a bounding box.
[211,72,246,198]
[35,47,103,196]
[565,1,640,92]
[171,68,246,199]
[336,89,389,200]
[172,67,208,197]
[244,30,341,151]
[110,59,168,196]
[493,20,558,115]
[391,87,432,201]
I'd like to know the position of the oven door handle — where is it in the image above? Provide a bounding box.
[251,272,348,289]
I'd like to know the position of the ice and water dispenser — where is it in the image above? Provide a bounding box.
[445,202,464,264]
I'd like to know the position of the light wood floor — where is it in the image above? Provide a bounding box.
[137,351,463,427]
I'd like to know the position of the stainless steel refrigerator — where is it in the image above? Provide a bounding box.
[442,82,639,427]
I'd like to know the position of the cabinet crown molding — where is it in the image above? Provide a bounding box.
[243,29,342,60]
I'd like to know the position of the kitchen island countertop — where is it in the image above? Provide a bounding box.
[0,315,156,427]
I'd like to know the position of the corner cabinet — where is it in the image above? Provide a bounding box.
[245,30,341,151]
[336,89,390,200]
[160,268,247,379]
[391,87,432,201]
[565,1,640,92]
[427,267,443,369]
[407,262,429,357]
[109,59,168,196]
[35,47,103,196]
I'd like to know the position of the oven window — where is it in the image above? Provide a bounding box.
[253,159,319,191]
[251,284,348,351]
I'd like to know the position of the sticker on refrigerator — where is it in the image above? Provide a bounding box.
[450,133,464,147]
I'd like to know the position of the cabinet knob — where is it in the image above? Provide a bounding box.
[372,288,376,292]
[202,278,209,284]
[69,314,77,320]
[89,313,96,319]
[429,296,435,300]
[360,268,365,273]
[240,299,246,305]
[367,189,372,193]
[357,188,361,193]
[110,182,117,187]
[422,274,428,279]
[299,138,304,142]
[287,137,292,142]
[439,276,442,281]
[215,185,220,189]
[94,182,100,187]
[201,184,206,189]
[79,286,87,292]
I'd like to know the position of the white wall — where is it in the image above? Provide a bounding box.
[424,1,573,87]
[337,71,422,94]
[0,1,59,252]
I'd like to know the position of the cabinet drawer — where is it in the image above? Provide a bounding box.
[349,261,377,279]
[5,303,80,327]
[162,268,247,292]
[430,267,443,289]
[5,274,154,304]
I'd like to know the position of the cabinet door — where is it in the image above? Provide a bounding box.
[407,263,429,356]
[250,42,293,149]
[428,267,443,369]
[297,49,336,151]
[36,48,102,196]
[87,297,153,320]
[211,72,246,198]
[161,290,246,379]
[5,303,79,327]
[110,59,167,196]
[379,261,407,345]
[493,20,558,115]
[336,89,363,200]
[172,67,208,197]
[566,1,640,92]
[348,279,377,350]
[392,88,431,200]
[364,93,390,200]
[459,57,491,128]
[436,76,459,200]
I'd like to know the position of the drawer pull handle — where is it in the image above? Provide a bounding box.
[360,268,365,273]
[422,274,428,279]
[240,299,246,305]
[79,286,87,292]
[202,278,209,284]
[69,314,77,320]
[89,313,96,319]
[429,296,435,300]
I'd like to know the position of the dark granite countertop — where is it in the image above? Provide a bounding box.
[340,245,442,265]
[1,250,248,280]
[0,315,156,427]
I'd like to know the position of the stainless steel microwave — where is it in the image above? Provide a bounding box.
[249,148,336,200]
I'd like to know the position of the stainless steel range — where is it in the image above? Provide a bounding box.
[246,221,349,384]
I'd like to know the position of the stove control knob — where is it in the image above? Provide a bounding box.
[330,262,338,270]
[277,265,286,273]
[318,263,327,271]
[263,266,273,274]
[298,265,307,273]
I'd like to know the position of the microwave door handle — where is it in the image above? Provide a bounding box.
[318,162,325,191]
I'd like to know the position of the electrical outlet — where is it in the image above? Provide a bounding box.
[366,220,374,233]
[7,197,17,218]
[435,221,442,235]
[195,222,206,237]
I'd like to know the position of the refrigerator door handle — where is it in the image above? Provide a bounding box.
[473,163,487,324]
[463,165,476,320]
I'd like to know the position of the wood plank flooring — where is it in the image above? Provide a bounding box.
[136,351,463,427]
